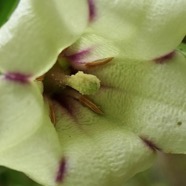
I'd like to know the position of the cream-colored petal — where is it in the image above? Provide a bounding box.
[0,0,88,77]
[0,79,62,186]
[88,0,186,60]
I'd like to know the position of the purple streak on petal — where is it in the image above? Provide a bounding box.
[140,136,161,152]
[55,157,67,183]
[88,0,96,22]
[154,51,175,64]
[64,48,92,64]
[52,93,78,122]
[5,72,30,84]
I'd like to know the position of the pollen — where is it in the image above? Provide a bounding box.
[35,54,113,124]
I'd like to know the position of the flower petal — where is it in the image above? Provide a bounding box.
[54,108,155,186]
[0,117,62,186]
[0,79,43,149]
[0,79,62,186]
[88,0,186,60]
[0,0,88,78]
[91,52,186,154]
[62,33,186,154]
[54,48,186,185]
[62,32,119,69]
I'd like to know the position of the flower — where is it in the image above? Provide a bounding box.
[0,1,186,186]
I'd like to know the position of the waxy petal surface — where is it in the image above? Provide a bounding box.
[88,0,186,60]
[0,79,43,149]
[0,0,88,77]
[54,108,155,186]
[0,79,62,186]
[91,53,186,154]
[1,1,186,185]
[63,34,186,158]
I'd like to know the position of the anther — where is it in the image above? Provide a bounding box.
[43,64,100,96]
[85,57,113,69]
[79,96,104,114]
[66,71,100,95]
[68,89,103,115]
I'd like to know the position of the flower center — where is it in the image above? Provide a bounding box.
[43,63,100,96]
[38,54,112,124]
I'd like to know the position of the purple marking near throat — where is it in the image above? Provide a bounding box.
[140,136,161,152]
[5,72,30,84]
[52,93,77,121]
[55,157,67,183]
[88,0,96,22]
[64,48,92,64]
[154,51,175,64]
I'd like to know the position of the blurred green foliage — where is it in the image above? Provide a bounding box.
[178,42,186,57]
[0,166,41,186]
[0,164,169,186]
[0,0,19,27]
[125,166,169,186]
[183,36,186,43]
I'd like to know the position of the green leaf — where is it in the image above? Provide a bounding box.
[56,120,155,186]
[0,166,41,186]
[0,0,19,27]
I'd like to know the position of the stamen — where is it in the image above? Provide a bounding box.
[68,89,103,115]
[43,64,101,95]
[52,93,77,119]
[66,71,100,95]
[85,57,113,69]
[43,64,68,95]
[42,56,107,116]
[49,101,56,125]
[36,74,45,81]
[44,97,56,125]
[79,96,104,114]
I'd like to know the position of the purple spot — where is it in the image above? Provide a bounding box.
[55,157,67,183]
[154,51,175,64]
[88,0,96,22]
[5,72,30,84]
[64,48,92,64]
[52,93,77,121]
[140,136,161,152]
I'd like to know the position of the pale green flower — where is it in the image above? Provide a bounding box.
[0,1,186,186]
